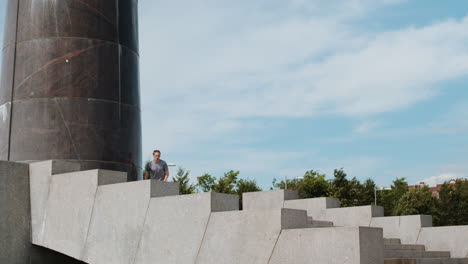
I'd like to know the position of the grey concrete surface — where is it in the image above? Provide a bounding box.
[269,226,384,264]
[196,208,307,264]
[211,192,240,212]
[38,170,126,260]
[385,244,426,251]
[384,250,451,259]
[0,161,31,264]
[242,189,298,210]
[40,170,101,259]
[150,179,180,197]
[325,205,384,227]
[134,192,238,264]
[360,226,385,264]
[417,226,468,258]
[29,160,81,244]
[284,197,340,220]
[385,258,468,264]
[82,180,151,264]
[371,215,433,244]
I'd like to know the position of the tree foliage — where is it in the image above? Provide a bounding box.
[172,168,197,194]
[436,180,468,226]
[196,170,262,208]
[392,187,437,216]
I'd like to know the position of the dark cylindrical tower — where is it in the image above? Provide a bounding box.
[0,0,141,180]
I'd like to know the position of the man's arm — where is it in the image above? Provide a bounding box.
[163,163,169,182]
[143,162,150,180]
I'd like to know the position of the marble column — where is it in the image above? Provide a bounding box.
[0,0,142,180]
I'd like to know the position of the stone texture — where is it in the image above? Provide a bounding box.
[325,205,384,227]
[0,161,30,264]
[29,160,81,244]
[269,227,384,264]
[284,197,340,220]
[242,189,299,211]
[150,179,180,197]
[1,0,141,177]
[196,208,307,264]
[417,226,468,258]
[371,215,433,244]
[385,259,468,264]
[134,192,239,264]
[82,180,179,264]
[38,170,126,259]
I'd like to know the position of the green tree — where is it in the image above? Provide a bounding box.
[271,177,301,191]
[271,170,329,199]
[436,179,468,226]
[172,168,197,194]
[212,170,239,194]
[298,170,329,198]
[197,170,263,209]
[378,178,409,216]
[393,186,437,217]
[197,173,216,192]
[356,178,377,206]
[329,168,355,207]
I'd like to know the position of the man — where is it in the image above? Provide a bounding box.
[144,150,169,181]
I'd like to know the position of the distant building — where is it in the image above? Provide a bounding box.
[408,179,466,199]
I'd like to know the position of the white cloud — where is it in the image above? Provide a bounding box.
[138,1,468,180]
[353,120,381,134]
[419,173,461,186]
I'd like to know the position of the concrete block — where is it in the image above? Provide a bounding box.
[385,244,426,251]
[196,208,307,264]
[0,161,30,264]
[242,189,298,210]
[417,226,468,258]
[29,160,81,244]
[269,226,384,264]
[149,179,180,197]
[82,180,178,264]
[211,192,240,212]
[384,250,450,259]
[134,192,239,264]
[371,215,432,244]
[284,197,340,219]
[325,205,384,227]
[39,170,126,259]
[384,258,468,264]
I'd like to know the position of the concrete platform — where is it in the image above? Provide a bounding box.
[325,205,384,227]
[269,227,384,264]
[82,180,179,264]
[385,244,426,251]
[242,189,299,210]
[196,208,307,264]
[371,215,433,244]
[385,258,468,264]
[385,250,451,259]
[134,192,239,264]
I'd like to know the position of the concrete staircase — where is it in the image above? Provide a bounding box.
[384,239,468,264]
[19,161,468,264]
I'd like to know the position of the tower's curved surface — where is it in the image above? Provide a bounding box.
[0,0,141,180]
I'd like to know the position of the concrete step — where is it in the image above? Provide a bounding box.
[385,258,468,264]
[306,216,334,227]
[385,244,426,251]
[385,238,402,244]
[385,250,451,259]
[307,220,334,228]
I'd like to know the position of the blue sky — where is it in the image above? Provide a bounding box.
[1,0,467,189]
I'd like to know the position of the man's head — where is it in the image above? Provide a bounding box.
[153,150,161,161]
